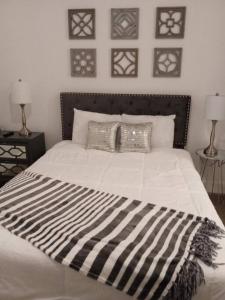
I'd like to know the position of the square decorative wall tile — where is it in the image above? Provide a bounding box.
[155,7,186,39]
[111,48,138,77]
[153,48,182,77]
[111,8,139,39]
[70,49,96,77]
[68,9,95,39]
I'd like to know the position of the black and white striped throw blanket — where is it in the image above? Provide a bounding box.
[0,171,224,300]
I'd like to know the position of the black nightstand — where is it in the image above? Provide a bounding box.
[0,131,46,187]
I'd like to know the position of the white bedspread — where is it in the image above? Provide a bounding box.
[0,141,224,300]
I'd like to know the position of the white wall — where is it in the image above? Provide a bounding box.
[0,0,225,152]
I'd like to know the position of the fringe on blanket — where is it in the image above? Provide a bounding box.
[165,218,225,300]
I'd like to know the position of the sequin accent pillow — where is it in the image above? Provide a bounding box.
[72,109,122,145]
[86,121,120,152]
[122,114,175,148]
[119,122,152,153]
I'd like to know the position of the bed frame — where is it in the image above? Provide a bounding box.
[60,92,191,149]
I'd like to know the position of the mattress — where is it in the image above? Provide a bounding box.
[0,141,224,300]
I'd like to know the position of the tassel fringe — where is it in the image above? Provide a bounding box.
[165,218,225,300]
[199,218,225,239]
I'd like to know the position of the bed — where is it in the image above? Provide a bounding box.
[0,93,224,300]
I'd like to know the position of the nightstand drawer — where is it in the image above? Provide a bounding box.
[0,144,27,160]
[0,132,45,187]
[0,162,27,176]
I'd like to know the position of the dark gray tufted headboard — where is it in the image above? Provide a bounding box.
[60,92,191,149]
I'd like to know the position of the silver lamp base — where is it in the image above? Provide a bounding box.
[18,104,32,136]
[19,126,31,136]
[204,120,218,158]
[203,145,218,157]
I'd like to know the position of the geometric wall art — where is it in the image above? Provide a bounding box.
[68,9,95,39]
[70,49,96,77]
[153,48,183,77]
[155,7,186,39]
[111,48,138,77]
[111,8,139,39]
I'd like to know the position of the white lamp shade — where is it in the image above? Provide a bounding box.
[11,80,31,104]
[205,95,225,121]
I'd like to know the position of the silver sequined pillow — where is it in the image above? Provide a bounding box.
[119,122,152,153]
[86,121,120,152]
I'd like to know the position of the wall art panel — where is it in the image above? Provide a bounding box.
[70,49,96,77]
[111,48,138,77]
[111,8,139,39]
[68,9,95,39]
[155,7,186,39]
[153,48,182,77]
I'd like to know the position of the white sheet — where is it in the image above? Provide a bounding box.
[0,141,224,300]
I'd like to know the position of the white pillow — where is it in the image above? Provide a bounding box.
[72,109,122,145]
[122,114,176,148]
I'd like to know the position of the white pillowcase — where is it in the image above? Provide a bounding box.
[72,109,122,145]
[122,114,176,148]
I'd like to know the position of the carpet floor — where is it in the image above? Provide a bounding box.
[209,193,225,226]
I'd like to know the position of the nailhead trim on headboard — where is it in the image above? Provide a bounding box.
[60,92,191,148]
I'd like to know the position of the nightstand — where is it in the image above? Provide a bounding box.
[196,148,225,200]
[0,131,46,187]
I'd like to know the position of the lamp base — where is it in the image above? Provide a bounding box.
[19,104,32,136]
[18,126,31,136]
[203,145,218,157]
[203,120,218,158]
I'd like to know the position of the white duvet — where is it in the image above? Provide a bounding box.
[0,141,224,300]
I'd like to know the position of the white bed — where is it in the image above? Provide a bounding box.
[0,141,224,300]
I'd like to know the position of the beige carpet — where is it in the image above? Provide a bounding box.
[209,193,225,226]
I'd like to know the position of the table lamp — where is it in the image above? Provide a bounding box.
[204,93,225,157]
[11,79,32,136]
